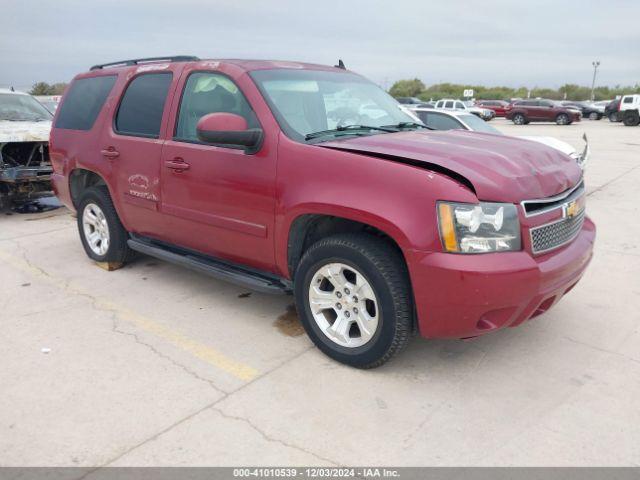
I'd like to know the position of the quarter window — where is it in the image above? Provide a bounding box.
[115,73,172,138]
[55,76,116,130]
[444,101,454,109]
[175,72,258,142]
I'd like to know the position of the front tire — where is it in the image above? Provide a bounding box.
[294,234,413,369]
[608,112,618,122]
[77,186,133,264]
[556,113,570,125]
[588,112,600,120]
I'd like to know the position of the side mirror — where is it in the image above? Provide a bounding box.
[196,113,262,153]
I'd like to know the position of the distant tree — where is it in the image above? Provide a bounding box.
[30,82,55,95]
[50,83,68,95]
[389,78,425,98]
[29,82,68,96]
[388,78,640,102]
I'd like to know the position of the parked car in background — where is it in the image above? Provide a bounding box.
[506,99,581,125]
[411,108,589,170]
[50,56,595,368]
[560,101,602,120]
[619,94,640,126]
[0,89,53,209]
[35,95,61,114]
[434,98,494,121]
[396,97,424,105]
[604,98,622,122]
[476,100,510,117]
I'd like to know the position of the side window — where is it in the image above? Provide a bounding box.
[444,101,454,109]
[115,73,172,138]
[424,113,464,130]
[455,102,465,109]
[623,97,633,103]
[55,76,116,130]
[175,72,258,142]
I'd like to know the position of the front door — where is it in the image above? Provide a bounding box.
[158,70,277,272]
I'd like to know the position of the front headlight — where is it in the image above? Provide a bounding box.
[437,201,521,253]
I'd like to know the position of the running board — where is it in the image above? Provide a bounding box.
[127,237,291,295]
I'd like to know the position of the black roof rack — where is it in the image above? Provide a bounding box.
[90,55,200,71]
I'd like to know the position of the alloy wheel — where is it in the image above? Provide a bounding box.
[308,262,379,348]
[82,203,110,256]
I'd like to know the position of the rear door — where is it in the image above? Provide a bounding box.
[100,66,182,238]
[538,100,556,120]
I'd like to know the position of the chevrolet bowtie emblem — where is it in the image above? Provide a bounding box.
[564,200,579,218]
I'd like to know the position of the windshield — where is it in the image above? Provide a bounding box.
[0,94,53,122]
[459,114,502,134]
[250,69,416,142]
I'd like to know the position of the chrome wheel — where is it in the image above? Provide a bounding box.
[82,203,110,256]
[557,114,569,125]
[589,112,599,120]
[513,114,525,125]
[308,262,379,348]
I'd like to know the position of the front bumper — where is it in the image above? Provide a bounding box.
[407,216,595,338]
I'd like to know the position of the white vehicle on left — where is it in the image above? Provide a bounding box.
[0,89,53,209]
[409,107,589,170]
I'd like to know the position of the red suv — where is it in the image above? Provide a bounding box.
[49,57,595,368]
[506,99,582,125]
[475,100,510,117]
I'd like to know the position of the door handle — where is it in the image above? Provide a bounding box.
[100,147,120,159]
[164,158,190,172]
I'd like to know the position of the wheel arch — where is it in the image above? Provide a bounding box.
[69,168,109,208]
[285,211,410,281]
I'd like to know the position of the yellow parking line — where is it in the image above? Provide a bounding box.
[0,249,259,381]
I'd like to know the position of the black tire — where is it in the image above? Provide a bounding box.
[588,112,600,120]
[608,112,618,122]
[294,233,413,369]
[512,113,526,125]
[623,111,640,126]
[77,185,134,264]
[556,113,570,125]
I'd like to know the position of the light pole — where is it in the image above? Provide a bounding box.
[591,61,600,101]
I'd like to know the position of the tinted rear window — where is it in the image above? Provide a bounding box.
[115,73,172,138]
[55,76,116,130]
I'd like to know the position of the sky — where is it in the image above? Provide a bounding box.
[1,0,639,91]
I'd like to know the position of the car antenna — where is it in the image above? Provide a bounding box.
[335,59,346,70]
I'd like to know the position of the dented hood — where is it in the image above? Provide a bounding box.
[0,120,52,143]
[320,130,582,202]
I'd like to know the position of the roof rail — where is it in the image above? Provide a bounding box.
[90,55,200,71]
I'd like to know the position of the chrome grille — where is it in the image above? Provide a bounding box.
[530,209,585,254]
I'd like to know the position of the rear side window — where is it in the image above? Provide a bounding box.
[623,97,633,103]
[115,73,172,138]
[55,76,116,130]
[445,101,454,108]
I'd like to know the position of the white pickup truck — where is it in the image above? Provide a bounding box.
[619,94,640,126]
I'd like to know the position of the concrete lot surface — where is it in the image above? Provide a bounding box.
[1,119,639,466]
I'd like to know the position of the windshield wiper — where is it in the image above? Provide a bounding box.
[305,124,398,141]
[382,122,434,131]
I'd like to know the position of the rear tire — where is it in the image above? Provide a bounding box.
[77,186,134,264]
[512,113,526,125]
[623,111,640,126]
[294,233,413,369]
[556,113,570,125]
[608,112,619,122]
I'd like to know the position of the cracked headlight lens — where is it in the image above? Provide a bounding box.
[437,201,521,253]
